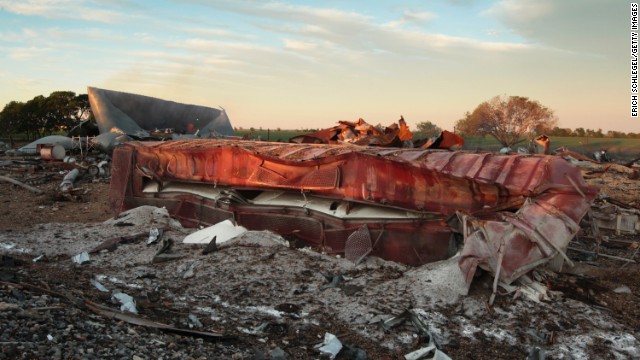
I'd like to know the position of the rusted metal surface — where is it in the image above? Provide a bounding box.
[110,139,597,280]
[414,130,464,150]
[290,117,414,147]
[289,118,464,150]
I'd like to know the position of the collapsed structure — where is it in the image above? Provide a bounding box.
[87,87,235,152]
[289,117,465,150]
[109,139,598,285]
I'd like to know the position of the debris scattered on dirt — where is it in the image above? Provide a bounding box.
[1,135,638,359]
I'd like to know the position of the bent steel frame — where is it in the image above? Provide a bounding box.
[109,139,597,284]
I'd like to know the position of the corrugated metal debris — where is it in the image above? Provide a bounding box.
[289,117,464,150]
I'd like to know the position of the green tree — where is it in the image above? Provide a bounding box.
[455,95,557,148]
[594,128,604,138]
[71,93,91,123]
[0,101,26,145]
[23,95,47,140]
[414,121,442,138]
[549,127,572,137]
[44,91,79,132]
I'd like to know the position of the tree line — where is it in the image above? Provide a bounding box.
[2,92,637,148]
[0,91,92,144]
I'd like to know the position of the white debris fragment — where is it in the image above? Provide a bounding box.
[613,286,632,294]
[405,254,469,307]
[182,220,247,244]
[315,332,342,359]
[60,168,79,191]
[91,279,109,293]
[499,275,549,303]
[404,344,436,360]
[146,227,163,245]
[71,251,90,265]
[112,292,137,314]
[176,260,200,279]
[188,314,203,328]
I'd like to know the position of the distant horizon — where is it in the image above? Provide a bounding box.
[0,1,637,133]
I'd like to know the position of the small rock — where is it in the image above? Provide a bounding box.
[0,302,21,311]
[613,286,632,294]
[269,347,288,360]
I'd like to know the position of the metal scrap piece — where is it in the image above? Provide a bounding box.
[315,332,343,359]
[71,252,90,265]
[146,227,163,245]
[88,86,234,139]
[84,300,231,340]
[112,292,137,314]
[345,225,373,265]
[290,117,414,147]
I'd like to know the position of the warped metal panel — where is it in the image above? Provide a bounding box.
[88,86,234,138]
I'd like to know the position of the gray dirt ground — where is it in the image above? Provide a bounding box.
[0,154,639,359]
[1,205,639,359]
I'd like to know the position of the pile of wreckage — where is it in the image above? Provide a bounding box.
[2,87,639,299]
[0,86,237,201]
[1,87,639,358]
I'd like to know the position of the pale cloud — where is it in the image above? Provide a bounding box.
[14,78,46,87]
[260,1,372,24]
[203,57,244,66]
[0,28,39,42]
[45,27,129,42]
[390,29,528,52]
[173,26,255,41]
[283,39,317,51]
[7,46,51,60]
[177,38,276,54]
[482,0,553,23]
[0,0,128,24]
[446,0,475,5]
[384,10,435,28]
[191,0,529,57]
[482,0,618,54]
[123,49,244,68]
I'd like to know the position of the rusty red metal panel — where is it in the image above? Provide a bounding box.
[108,145,133,218]
[122,140,594,215]
[110,139,597,276]
[289,117,414,147]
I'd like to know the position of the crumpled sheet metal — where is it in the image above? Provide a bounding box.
[88,86,234,139]
[290,117,414,147]
[109,139,597,276]
[456,193,591,285]
[289,118,463,150]
[414,131,464,151]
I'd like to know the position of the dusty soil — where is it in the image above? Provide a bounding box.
[0,161,112,230]
[0,153,639,359]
